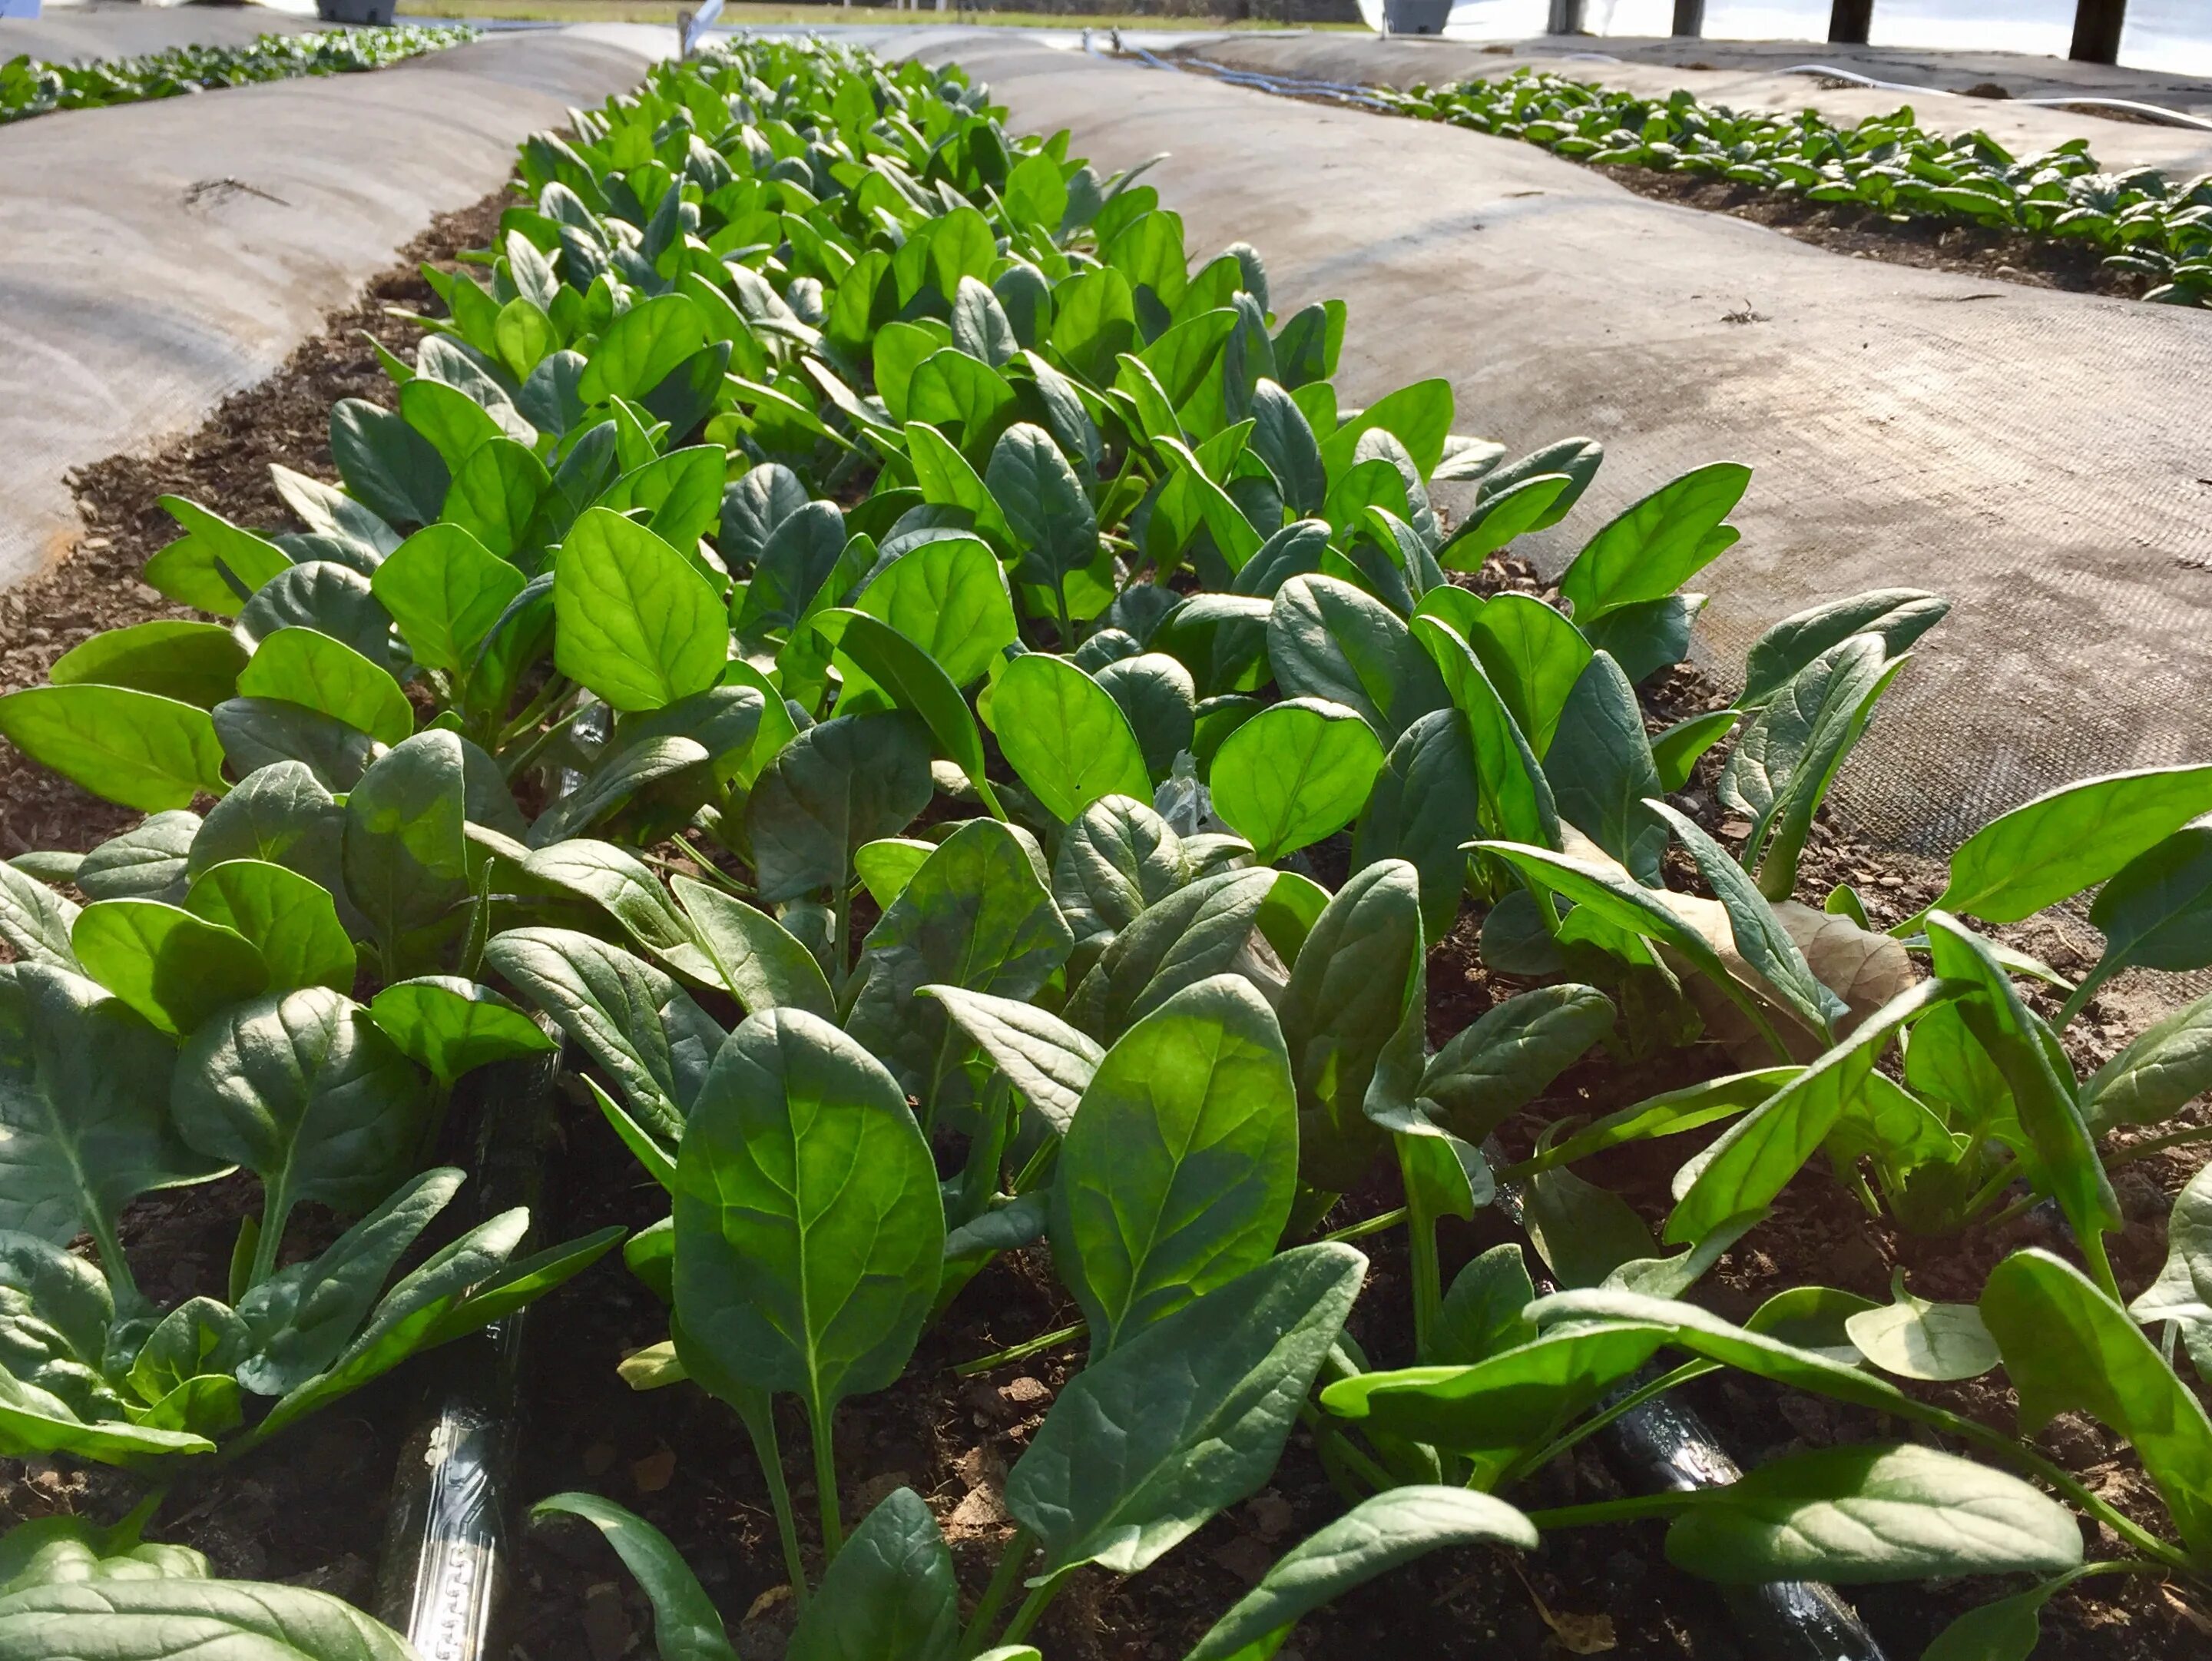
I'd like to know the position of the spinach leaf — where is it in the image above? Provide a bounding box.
[69,900,267,1037]
[1211,698,1384,867]
[170,987,429,1278]
[1005,1243,1366,1576]
[531,1494,737,1661]
[555,508,727,711]
[1267,575,1448,744]
[1741,589,1949,708]
[988,655,1150,824]
[1279,860,1425,1190]
[184,860,356,996]
[1665,1442,2081,1584]
[844,819,1072,1093]
[365,978,554,1086]
[0,965,219,1293]
[672,1010,943,1412]
[1935,765,2212,924]
[1417,984,1614,1142]
[0,687,227,814]
[786,1487,960,1661]
[343,731,471,979]
[48,620,246,710]
[0,1579,418,1661]
[1557,462,1747,623]
[1052,975,1297,1354]
[1351,707,1480,939]
[1544,653,1667,886]
[745,711,934,903]
[483,927,724,1142]
[1185,1487,1536,1661]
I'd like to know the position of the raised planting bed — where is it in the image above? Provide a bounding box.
[1180,59,2212,310]
[0,33,2207,1661]
[0,25,479,124]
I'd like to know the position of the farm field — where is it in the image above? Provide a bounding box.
[0,22,2205,1661]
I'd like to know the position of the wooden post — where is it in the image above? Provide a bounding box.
[1829,0,1873,45]
[1548,0,1586,35]
[2070,0,2127,64]
[1672,0,1704,35]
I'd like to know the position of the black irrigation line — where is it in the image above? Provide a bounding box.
[373,1029,565,1660]
[1488,1170,1889,1661]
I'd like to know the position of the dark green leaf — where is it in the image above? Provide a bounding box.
[1665,1443,2081,1584]
[1054,975,1297,1353]
[483,928,724,1141]
[673,1010,943,1409]
[171,986,429,1247]
[0,964,220,1265]
[1741,589,1949,708]
[744,711,934,903]
[1279,860,1425,1190]
[1545,654,1667,885]
[530,1493,736,1661]
[1184,1487,1536,1661]
[1006,1243,1366,1576]
[787,1487,959,1661]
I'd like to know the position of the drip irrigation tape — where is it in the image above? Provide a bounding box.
[1118,44,1396,109]
[1486,1164,1889,1661]
[373,1030,565,1661]
[375,725,600,1661]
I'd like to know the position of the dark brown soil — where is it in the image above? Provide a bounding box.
[4,181,2209,1661]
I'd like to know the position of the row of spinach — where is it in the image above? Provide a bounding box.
[0,25,478,125]
[1376,68,2212,308]
[0,33,2207,1661]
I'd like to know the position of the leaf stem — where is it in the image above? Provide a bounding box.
[998,1564,1075,1647]
[1398,1141,1442,1362]
[247,1189,286,1292]
[496,674,577,751]
[1524,1490,1694,1530]
[828,877,853,1000]
[2104,1120,2212,1171]
[1316,1204,1408,1245]
[668,834,752,895]
[2080,1227,2123,1306]
[1299,1403,1398,1496]
[1501,1361,1718,1489]
[1051,573,1078,655]
[88,1210,141,1312]
[959,1527,1034,1656]
[809,1395,844,1565]
[2056,959,2114,1029]
[735,1394,810,1608]
[955,1321,1085,1379]
[500,698,591,781]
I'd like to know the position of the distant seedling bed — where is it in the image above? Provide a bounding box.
[0,25,478,124]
